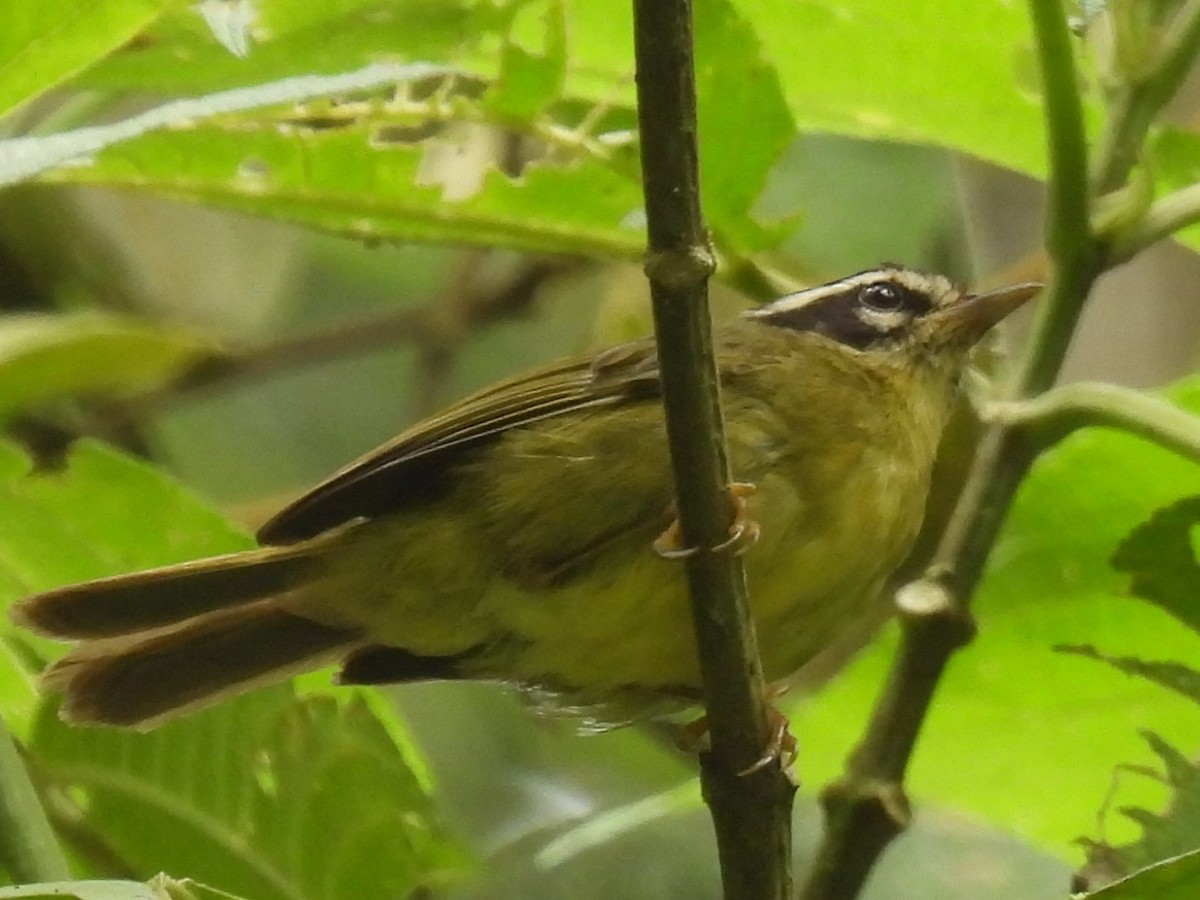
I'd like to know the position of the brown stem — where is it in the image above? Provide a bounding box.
[131,254,583,416]
[631,1,794,898]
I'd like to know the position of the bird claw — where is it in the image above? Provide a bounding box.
[653,482,760,559]
[736,707,797,776]
[677,701,798,777]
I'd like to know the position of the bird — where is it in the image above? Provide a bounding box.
[10,265,1038,731]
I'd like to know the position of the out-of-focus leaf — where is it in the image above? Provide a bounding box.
[1059,645,1200,706]
[0,0,168,122]
[0,62,450,187]
[0,313,219,419]
[31,692,461,900]
[0,440,250,735]
[72,0,499,95]
[38,116,645,259]
[1081,848,1200,898]
[1077,732,1200,889]
[193,0,257,59]
[693,0,796,251]
[562,0,1046,173]
[484,1,566,123]
[1110,495,1200,635]
[1146,126,1200,256]
[0,438,458,897]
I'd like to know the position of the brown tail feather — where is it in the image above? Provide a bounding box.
[11,545,320,639]
[45,605,363,729]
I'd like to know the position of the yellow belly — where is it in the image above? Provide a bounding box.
[301,354,942,725]
[308,445,925,727]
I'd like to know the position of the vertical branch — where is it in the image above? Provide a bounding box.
[801,2,1106,898]
[630,2,794,899]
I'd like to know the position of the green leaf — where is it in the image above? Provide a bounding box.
[484,1,567,123]
[746,0,1047,172]
[0,314,218,419]
[693,0,797,251]
[0,442,458,894]
[36,111,645,259]
[563,0,1047,174]
[0,62,451,187]
[1059,645,1200,706]
[1110,495,1200,636]
[0,440,249,735]
[1079,731,1200,884]
[1133,128,1200,291]
[1082,848,1200,899]
[0,441,248,603]
[31,692,460,900]
[71,0,501,95]
[0,0,169,122]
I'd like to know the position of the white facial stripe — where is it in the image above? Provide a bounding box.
[855,307,909,331]
[748,268,958,318]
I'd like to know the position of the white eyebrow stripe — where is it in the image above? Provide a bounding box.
[747,269,957,318]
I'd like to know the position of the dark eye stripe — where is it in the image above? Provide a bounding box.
[756,282,932,350]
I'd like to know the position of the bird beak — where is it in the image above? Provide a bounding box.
[935,282,1041,346]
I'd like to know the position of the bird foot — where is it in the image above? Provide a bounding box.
[676,687,797,777]
[653,482,760,560]
[737,706,797,776]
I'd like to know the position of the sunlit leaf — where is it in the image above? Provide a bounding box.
[72,0,498,95]
[0,0,168,121]
[562,0,1046,173]
[1111,495,1200,636]
[37,112,645,259]
[693,0,797,251]
[484,1,567,123]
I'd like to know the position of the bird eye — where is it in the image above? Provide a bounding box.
[859,282,905,313]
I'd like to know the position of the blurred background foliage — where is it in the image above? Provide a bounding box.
[1,1,1200,898]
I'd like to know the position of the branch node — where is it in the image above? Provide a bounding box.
[820,776,911,829]
[894,572,976,647]
[643,245,716,292]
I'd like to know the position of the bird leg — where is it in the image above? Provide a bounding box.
[653,482,760,559]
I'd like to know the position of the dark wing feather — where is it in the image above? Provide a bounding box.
[258,340,661,545]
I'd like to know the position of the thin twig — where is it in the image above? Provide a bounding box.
[987,381,1200,465]
[129,255,583,417]
[630,2,794,899]
[0,715,71,883]
[1108,182,1200,262]
[1091,0,1200,192]
[410,249,492,420]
